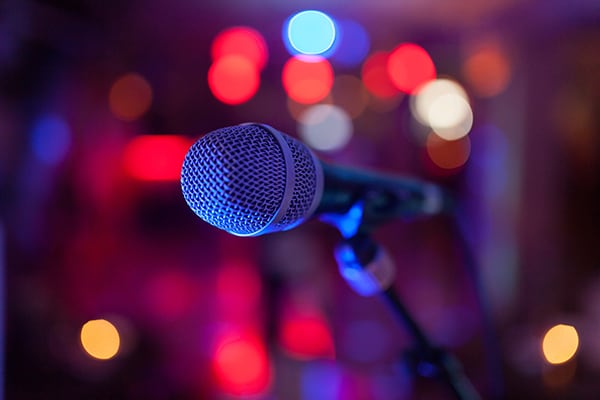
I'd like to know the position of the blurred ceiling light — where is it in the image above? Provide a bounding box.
[387,43,436,94]
[31,113,71,165]
[123,135,191,181]
[330,19,370,67]
[462,42,511,97]
[361,51,400,99]
[208,55,260,105]
[542,324,579,365]
[426,133,471,170]
[284,10,336,56]
[282,56,333,104]
[331,74,369,119]
[211,26,268,70]
[299,104,352,152]
[80,319,120,360]
[109,73,153,121]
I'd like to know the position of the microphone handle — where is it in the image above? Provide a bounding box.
[316,163,450,220]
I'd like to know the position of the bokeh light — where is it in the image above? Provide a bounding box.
[542,324,579,365]
[428,94,473,140]
[299,104,352,152]
[387,43,436,93]
[280,312,335,360]
[426,133,471,170]
[411,78,469,125]
[301,362,342,400]
[211,26,268,70]
[282,56,333,104]
[330,19,370,67]
[80,319,120,360]
[109,73,153,121]
[285,10,336,56]
[216,261,262,316]
[213,335,270,395]
[331,75,369,119]
[31,113,71,165]
[208,55,260,105]
[463,42,511,97]
[410,78,473,140]
[123,135,191,181]
[361,51,400,99]
[142,271,197,323]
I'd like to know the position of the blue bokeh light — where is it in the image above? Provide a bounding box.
[330,19,370,67]
[301,361,342,400]
[284,10,336,56]
[31,113,71,165]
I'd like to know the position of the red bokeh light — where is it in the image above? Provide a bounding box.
[216,261,262,317]
[213,335,270,395]
[123,135,191,181]
[387,43,436,93]
[211,26,268,71]
[282,56,333,104]
[280,313,335,360]
[361,51,400,99]
[208,55,260,105]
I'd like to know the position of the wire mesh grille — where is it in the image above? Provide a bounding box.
[272,134,319,231]
[181,124,287,235]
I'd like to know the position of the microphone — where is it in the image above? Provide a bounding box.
[180,123,448,237]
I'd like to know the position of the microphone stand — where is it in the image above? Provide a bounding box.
[321,197,482,400]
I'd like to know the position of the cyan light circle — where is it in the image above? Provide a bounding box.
[286,10,336,55]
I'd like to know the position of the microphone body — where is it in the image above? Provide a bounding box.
[181,123,447,237]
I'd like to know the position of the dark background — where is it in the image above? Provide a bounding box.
[2,0,600,398]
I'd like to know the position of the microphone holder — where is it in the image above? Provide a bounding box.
[321,195,481,400]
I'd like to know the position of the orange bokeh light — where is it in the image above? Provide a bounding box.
[361,51,400,99]
[332,74,369,119]
[208,55,260,105]
[282,56,334,104]
[462,44,511,97]
[211,26,268,70]
[109,73,153,121]
[387,43,436,94]
[426,133,471,170]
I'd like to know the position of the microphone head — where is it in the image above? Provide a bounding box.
[181,123,324,236]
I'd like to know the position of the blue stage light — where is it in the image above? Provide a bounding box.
[31,114,71,165]
[331,19,370,67]
[284,10,336,56]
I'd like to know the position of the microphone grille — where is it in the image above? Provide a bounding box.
[181,124,322,236]
[181,124,287,236]
[271,134,319,231]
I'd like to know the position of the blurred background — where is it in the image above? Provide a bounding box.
[2,0,600,398]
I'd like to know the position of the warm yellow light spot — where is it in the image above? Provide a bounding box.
[80,319,120,360]
[542,324,579,365]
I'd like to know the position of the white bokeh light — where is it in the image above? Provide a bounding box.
[410,78,473,141]
[428,94,473,140]
[411,79,468,125]
[299,104,352,152]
